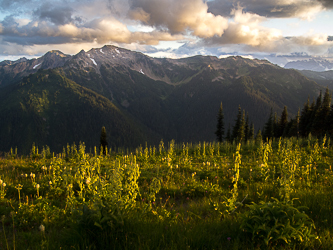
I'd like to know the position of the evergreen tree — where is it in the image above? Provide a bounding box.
[306,100,316,135]
[248,123,255,141]
[244,113,249,142]
[279,106,288,137]
[232,105,245,142]
[311,90,323,135]
[300,97,312,137]
[296,109,300,138]
[232,105,241,141]
[255,129,263,144]
[273,112,279,138]
[263,108,274,141]
[328,104,333,135]
[320,87,331,134]
[100,126,108,155]
[215,102,224,142]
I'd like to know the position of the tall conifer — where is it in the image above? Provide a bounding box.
[244,113,249,142]
[263,108,274,141]
[100,126,108,155]
[215,102,224,142]
[279,106,288,137]
[232,105,245,143]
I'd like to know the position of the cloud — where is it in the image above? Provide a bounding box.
[0,0,332,60]
[130,0,229,38]
[203,8,283,51]
[0,0,31,11]
[33,3,75,25]
[207,0,325,20]
[318,0,333,8]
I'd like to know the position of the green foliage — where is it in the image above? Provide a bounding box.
[241,199,318,248]
[2,131,333,249]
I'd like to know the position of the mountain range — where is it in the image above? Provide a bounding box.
[0,45,324,153]
[284,58,333,71]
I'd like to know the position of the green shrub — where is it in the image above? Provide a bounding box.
[240,199,318,248]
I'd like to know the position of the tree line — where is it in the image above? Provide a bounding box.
[215,88,333,142]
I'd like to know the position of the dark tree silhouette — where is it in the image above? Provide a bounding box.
[232,105,245,143]
[279,106,288,137]
[263,108,274,141]
[215,102,224,142]
[100,126,108,155]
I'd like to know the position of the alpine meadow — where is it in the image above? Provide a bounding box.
[1,45,333,250]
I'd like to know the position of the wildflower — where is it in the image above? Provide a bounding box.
[25,174,28,177]
[175,165,178,169]
[86,178,91,185]
[0,179,2,185]
[39,224,45,232]
[2,183,6,187]
[227,237,231,241]
[49,181,52,185]
[36,184,40,189]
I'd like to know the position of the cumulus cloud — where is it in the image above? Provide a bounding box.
[318,0,333,8]
[0,0,332,59]
[0,0,228,49]
[0,0,31,11]
[204,8,283,51]
[0,14,183,48]
[130,0,229,38]
[207,0,325,20]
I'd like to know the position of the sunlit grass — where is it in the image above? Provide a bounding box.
[0,137,333,249]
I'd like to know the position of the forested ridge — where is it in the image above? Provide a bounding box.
[0,46,326,153]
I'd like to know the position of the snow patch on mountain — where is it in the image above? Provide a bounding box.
[140,69,144,74]
[90,58,97,66]
[33,63,41,69]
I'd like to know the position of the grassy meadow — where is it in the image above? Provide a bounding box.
[1,137,333,249]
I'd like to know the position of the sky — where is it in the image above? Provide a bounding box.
[0,0,333,66]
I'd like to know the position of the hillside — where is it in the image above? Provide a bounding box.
[299,70,333,89]
[0,69,159,153]
[0,46,323,153]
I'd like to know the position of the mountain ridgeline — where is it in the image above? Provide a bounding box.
[0,45,323,153]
